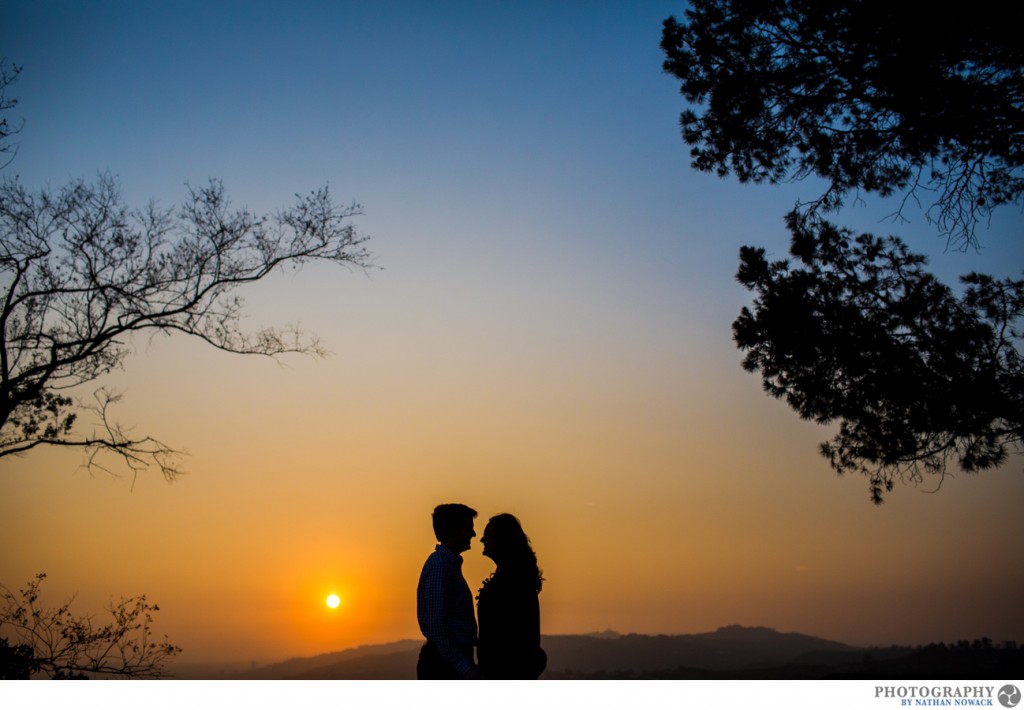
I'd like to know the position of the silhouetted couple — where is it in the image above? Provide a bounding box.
[416,503,546,680]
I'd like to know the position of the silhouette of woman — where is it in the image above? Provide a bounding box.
[476,513,546,679]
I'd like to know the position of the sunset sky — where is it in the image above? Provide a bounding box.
[2,1,1022,667]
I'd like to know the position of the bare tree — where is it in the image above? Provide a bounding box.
[0,172,371,480]
[0,573,181,679]
[0,59,22,169]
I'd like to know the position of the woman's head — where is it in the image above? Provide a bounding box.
[481,513,543,591]
[481,513,527,560]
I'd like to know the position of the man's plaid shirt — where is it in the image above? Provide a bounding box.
[417,544,478,675]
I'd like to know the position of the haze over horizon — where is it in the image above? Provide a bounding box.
[2,1,1022,666]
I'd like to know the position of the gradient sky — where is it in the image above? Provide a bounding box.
[2,1,1022,665]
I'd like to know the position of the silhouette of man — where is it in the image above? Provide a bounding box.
[416,503,479,679]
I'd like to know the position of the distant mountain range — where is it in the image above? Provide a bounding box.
[169,625,1021,680]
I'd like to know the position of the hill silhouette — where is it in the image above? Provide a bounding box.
[236,640,423,680]
[169,626,1021,679]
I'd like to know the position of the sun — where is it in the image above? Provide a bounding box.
[325,594,341,609]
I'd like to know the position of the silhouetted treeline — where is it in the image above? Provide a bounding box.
[549,638,1023,680]
[826,639,1023,681]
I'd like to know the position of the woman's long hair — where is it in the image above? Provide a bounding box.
[480,513,544,593]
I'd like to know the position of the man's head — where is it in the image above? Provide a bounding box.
[432,503,478,553]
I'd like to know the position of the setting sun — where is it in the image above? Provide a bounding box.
[325,594,341,609]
